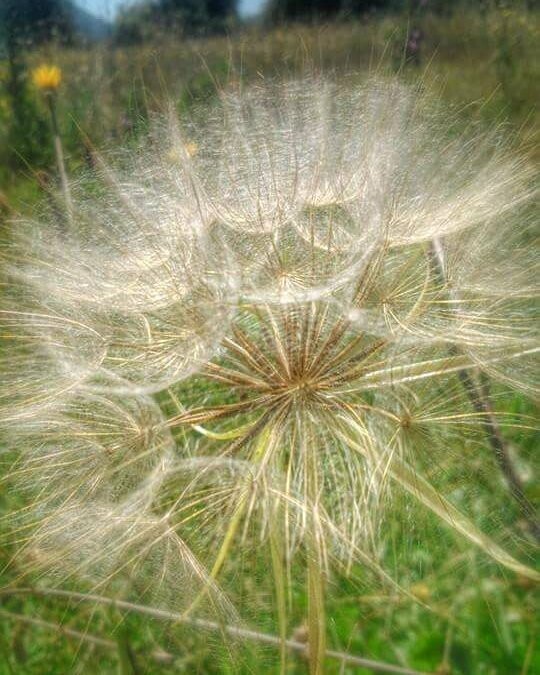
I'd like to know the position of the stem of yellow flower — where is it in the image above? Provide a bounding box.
[46,93,73,227]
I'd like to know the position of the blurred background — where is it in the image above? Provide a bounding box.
[0,1,538,674]
[0,1,538,215]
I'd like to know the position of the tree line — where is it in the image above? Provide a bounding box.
[3,1,535,48]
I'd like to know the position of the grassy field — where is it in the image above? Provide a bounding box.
[1,4,539,208]
[0,5,539,674]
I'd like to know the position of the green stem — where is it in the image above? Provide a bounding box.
[303,414,326,675]
[0,589,432,675]
[428,238,539,542]
[46,94,73,226]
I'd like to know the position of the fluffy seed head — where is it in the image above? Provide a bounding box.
[1,78,538,650]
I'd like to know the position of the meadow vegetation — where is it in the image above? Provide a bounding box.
[1,4,539,207]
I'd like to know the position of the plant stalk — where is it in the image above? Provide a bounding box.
[46,93,73,226]
[428,238,539,542]
[0,588,434,675]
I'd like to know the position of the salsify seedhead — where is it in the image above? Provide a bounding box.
[1,78,538,672]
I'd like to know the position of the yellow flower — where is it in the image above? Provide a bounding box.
[32,65,62,92]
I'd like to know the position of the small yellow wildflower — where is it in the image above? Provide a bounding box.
[32,65,62,93]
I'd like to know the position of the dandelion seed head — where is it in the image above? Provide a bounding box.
[2,77,538,625]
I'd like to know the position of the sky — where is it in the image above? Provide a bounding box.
[74,0,266,21]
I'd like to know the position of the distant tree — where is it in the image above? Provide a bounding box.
[114,0,237,42]
[158,0,237,35]
[0,0,72,48]
[267,0,401,22]
[114,2,157,45]
[265,1,504,22]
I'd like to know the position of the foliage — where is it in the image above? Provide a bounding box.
[1,53,51,173]
[114,0,237,44]
[0,0,72,48]
[0,0,69,176]
[267,0,399,22]
[264,1,540,24]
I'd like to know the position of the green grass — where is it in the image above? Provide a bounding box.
[1,385,537,674]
